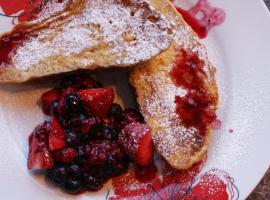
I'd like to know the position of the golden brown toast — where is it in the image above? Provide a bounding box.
[130,0,218,170]
[0,0,172,83]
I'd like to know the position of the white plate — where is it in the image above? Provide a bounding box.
[0,0,269,199]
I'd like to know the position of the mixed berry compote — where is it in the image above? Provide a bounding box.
[27,75,153,194]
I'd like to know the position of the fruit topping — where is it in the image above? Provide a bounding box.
[41,88,60,115]
[85,140,124,165]
[27,122,54,170]
[103,156,129,177]
[28,75,152,194]
[77,88,114,117]
[118,122,153,166]
[81,117,100,135]
[102,125,118,140]
[64,94,83,114]
[54,147,77,164]
[109,103,123,119]
[83,175,103,191]
[65,130,80,147]
[48,117,66,151]
[64,179,82,194]
[117,108,144,130]
[48,165,68,185]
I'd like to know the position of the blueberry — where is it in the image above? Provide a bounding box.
[76,145,85,158]
[65,131,79,146]
[68,114,87,128]
[102,126,118,140]
[79,133,90,142]
[104,156,129,177]
[84,175,103,191]
[109,103,123,122]
[64,179,82,194]
[87,165,105,178]
[68,164,81,178]
[50,100,59,116]
[64,94,82,113]
[48,166,68,185]
[89,125,103,139]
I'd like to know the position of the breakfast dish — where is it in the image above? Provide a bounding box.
[130,0,218,170]
[2,0,270,199]
[0,0,220,195]
[0,0,172,83]
[1,0,218,185]
[22,0,218,194]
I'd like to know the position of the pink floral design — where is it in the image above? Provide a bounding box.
[0,0,49,23]
[110,158,239,200]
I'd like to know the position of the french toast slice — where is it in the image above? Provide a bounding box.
[130,0,218,170]
[0,0,172,83]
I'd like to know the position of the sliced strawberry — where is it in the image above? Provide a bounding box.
[77,88,114,117]
[54,147,77,164]
[81,117,101,135]
[48,117,66,151]
[27,122,54,170]
[118,122,153,166]
[28,146,54,170]
[41,88,61,115]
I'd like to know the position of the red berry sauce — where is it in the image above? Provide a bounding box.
[172,0,225,38]
[0,27,31,66]
[170,49,217,135]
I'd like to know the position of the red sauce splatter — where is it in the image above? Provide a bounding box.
[170,49,217,135]
[214,119,222,130]
[171,0,225,38]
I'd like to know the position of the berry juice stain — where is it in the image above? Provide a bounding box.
[0,28,30,66]
[172,0,226,38]
[170,49,217,135]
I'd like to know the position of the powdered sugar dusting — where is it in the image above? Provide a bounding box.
[118,122,150,155]
[131,0,217,168]
[34,0,70,22]
[137,63,207,165]
[10,0,172,70]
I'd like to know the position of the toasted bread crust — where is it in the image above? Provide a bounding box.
[130,0,218,170]
[0,0,172,83]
